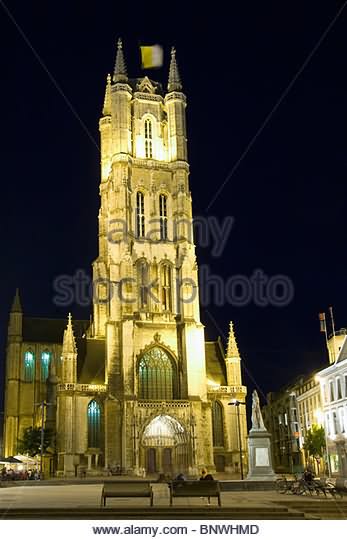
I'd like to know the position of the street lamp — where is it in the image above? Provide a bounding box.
[0,411,4,456]
[228,399,245,480]
[35,401,52,479]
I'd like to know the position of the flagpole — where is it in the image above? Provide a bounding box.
[319,312,329,360]
[329,306,336,363]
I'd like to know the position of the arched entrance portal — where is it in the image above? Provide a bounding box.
[141,415,189,475]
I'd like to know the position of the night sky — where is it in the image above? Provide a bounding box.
[1,1,347,410]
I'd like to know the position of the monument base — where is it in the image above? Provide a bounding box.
[247,429,277,481]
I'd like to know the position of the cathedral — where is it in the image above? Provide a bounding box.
[3,40,248,477]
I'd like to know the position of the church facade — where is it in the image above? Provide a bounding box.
[3,41,247,477]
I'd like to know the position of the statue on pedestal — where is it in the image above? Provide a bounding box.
[247,389,276,481]
[251,390,266,431]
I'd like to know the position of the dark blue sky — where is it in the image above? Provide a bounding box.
[1,1,347,407]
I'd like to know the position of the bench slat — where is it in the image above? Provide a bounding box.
[101,482,153,507]
[169,481,222,507]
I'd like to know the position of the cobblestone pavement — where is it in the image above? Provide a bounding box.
[0,483,337,509]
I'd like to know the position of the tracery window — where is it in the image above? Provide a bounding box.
[138,347,177,400]
[159,194,168,240]
[161,263,172,311]
[212,401,224,447]
[145,119,153,158]
[136,191,145,238]
[88,400,101,448]
[41,351,51,381]
[24,351,35,382]
[137,259,149,309]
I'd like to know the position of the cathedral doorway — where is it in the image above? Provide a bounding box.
[141,414,188,474]
[146,448,157,473]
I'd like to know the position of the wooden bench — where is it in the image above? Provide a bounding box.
[169,480,221,506]
[101,481,154,507]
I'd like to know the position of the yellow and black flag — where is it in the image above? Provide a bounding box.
[140,45,164,69]
[319,312,326,333]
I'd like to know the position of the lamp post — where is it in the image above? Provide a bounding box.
[35,401,52,479]
[0,411,4,456]
[228,399,245,480]
[190,414,197,469]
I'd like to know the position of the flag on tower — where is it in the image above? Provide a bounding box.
[319,312,326,333]
[140,45,164,69]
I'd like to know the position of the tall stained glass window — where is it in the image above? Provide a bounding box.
[24,351,35,382]
[88,400,101,448]
[212,401,224,447]
[41,351,51,381]
[138,347,176,400]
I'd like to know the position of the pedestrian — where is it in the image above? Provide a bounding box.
[174,473,186,487]
[199,468,214,505]
[303,468,314,484]
[199,468,214,481]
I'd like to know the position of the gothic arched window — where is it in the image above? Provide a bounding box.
[41,351,51,382]
[88,400,101,448]
[23,351,35,382]
[138,347,177,400]
[337,378,342,400]
[144,119,153,158]
[136,191,145,238]
[137,259,149,310]
[159,194,168,240]
[161,263,172,311]
[212,401,224,447]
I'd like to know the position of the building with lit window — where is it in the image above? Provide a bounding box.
[293,371,325,474]
[317,336,347,477]
[2,40,247,477]
[262,383,302,473]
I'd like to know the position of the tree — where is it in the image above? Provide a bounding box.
[18,427,53,457]
[303,424,326,469]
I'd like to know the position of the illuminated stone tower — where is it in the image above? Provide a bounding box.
[93,41,211,473]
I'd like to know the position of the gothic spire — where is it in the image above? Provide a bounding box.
[113,38,128,83]
[62,313,77,355]
[11,288,22,313]
[227,321,240,358]
[168,47,182,92]
[103,73,112,116]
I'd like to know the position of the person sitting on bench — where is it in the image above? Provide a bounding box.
[199,468,214,505]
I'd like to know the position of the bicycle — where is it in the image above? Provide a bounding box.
[275,475,296,494]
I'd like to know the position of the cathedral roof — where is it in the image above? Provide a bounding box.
[129,77,164,95]
[78,337,105,384]
[205,338,227,386]
[22,317,90,344]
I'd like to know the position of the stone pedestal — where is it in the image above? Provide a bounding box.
[64,454,75,477]
[247,429,276,481]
